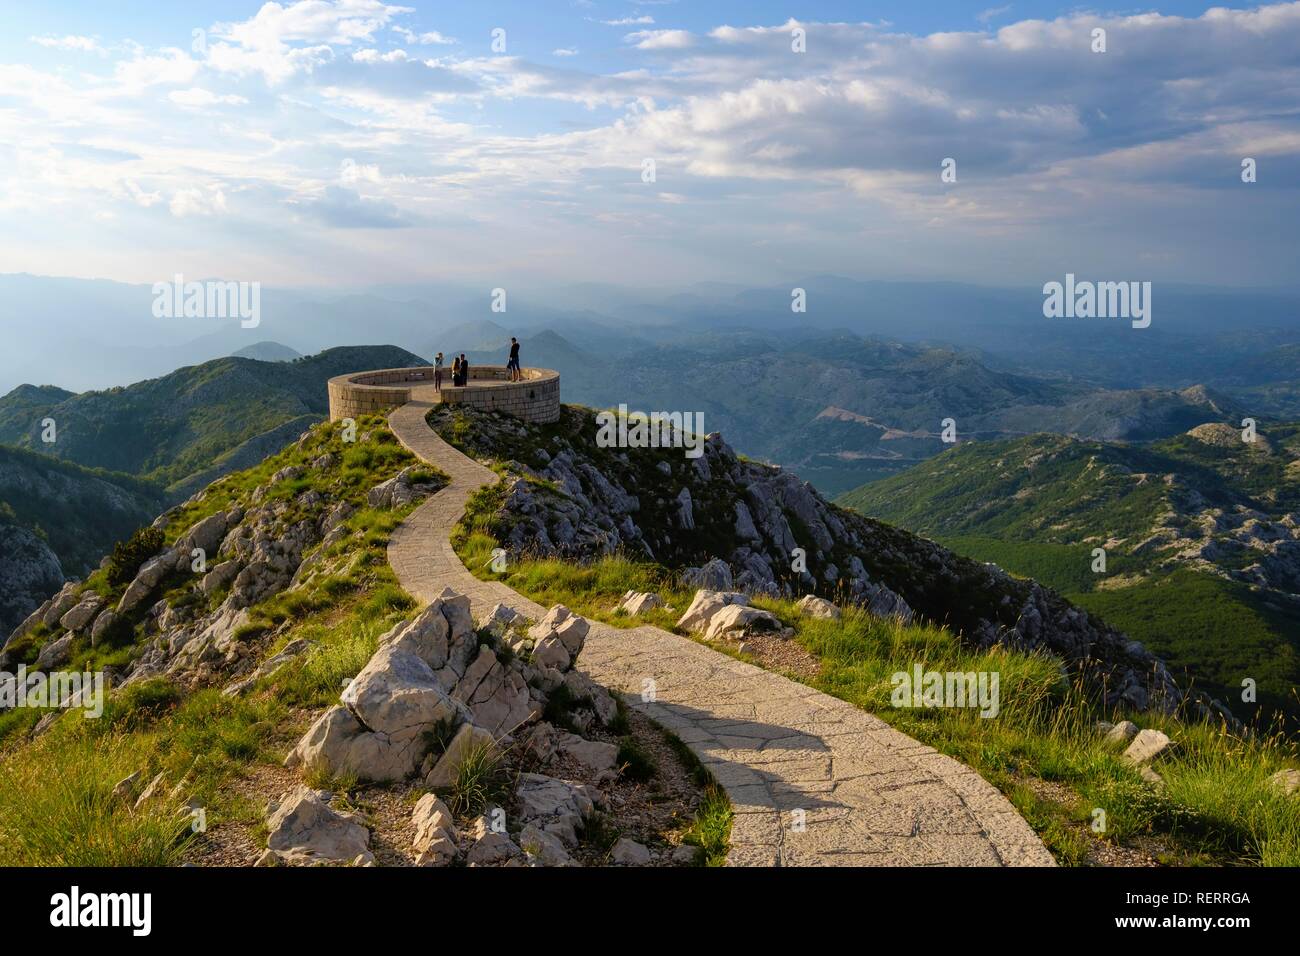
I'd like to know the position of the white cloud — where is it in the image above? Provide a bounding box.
[394,26,456,45]
[168,88,250,107]
[625,30,695,50]
[601,17,654,26]
[205,0,411,83]
[352,47,410,62]
[215,0,410,47]
[29,35,105,54]
[552,48,579,57]
[169,186,228,217]
[340,158,383,184]
[2,3,1299,287]
[112,49,201,92]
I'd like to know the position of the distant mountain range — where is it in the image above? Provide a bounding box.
[0,344,425,493]
[467,329,1256,495]
[838,424,1300,721]
[6,272,1297,402]
[231,341,301,362]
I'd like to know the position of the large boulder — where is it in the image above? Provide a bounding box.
[286,644,467,783]
[90,608,119,646]
[676,590,749,632]
[117,551,177,615]
[380,602,450,671]
[451,646,536,736]
[528,605,589,659]
[60,593,104,633]
[701,603,783,642]
[531,636,571,671]
[1123,729,1174,765]
[176,511,231,562]
[34,633,73,671]
[795,595,841,620]
[40,582,81,629]
[617,591,665,616]
[265,786,373,866]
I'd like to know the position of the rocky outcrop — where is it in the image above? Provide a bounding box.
[273,589,645,867]
[431,405,1206,715]
[0,445,162,635]
[286,593,592,785]
[0,524,63,644]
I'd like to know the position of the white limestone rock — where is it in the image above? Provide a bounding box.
[795,595,841,620]
[265,786,373,866]
[676,590,749,633]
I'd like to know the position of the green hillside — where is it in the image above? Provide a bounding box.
[0,445,163,578]
[838,427,1300,722]
[0,345,426,493]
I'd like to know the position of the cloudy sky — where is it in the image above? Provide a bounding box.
[1,0,1297,290]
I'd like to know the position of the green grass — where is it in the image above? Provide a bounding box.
[680,785,733,867]
[794,606,1300,866]
[454,518,1300,866]
[0,414,447,866]
[441,737,508,818]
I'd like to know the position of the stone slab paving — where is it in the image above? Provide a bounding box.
[386,392,1055,867]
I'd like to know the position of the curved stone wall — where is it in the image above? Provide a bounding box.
[328,365,560,424]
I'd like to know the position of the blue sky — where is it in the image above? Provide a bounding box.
[1,1,1296,290]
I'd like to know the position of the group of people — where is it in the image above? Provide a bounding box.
[433,351,469,390]
[433,337,523,391]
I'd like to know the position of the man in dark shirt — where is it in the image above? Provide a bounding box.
[507,337,521,381]
[459,353,469,386]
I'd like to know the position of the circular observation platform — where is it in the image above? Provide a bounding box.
[327,365,561,424]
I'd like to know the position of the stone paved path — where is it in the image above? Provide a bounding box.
[387,391,1055,867]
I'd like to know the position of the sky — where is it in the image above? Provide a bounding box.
[0,0,1297,291]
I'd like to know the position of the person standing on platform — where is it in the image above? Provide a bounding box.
[507,336,521,381]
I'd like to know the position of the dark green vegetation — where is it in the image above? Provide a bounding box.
[0,344,426,493]
[838,427,1300,723]
[105,527,165,588]
[0,444,164,577]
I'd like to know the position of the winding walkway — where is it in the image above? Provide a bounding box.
[386,389,1054,867]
